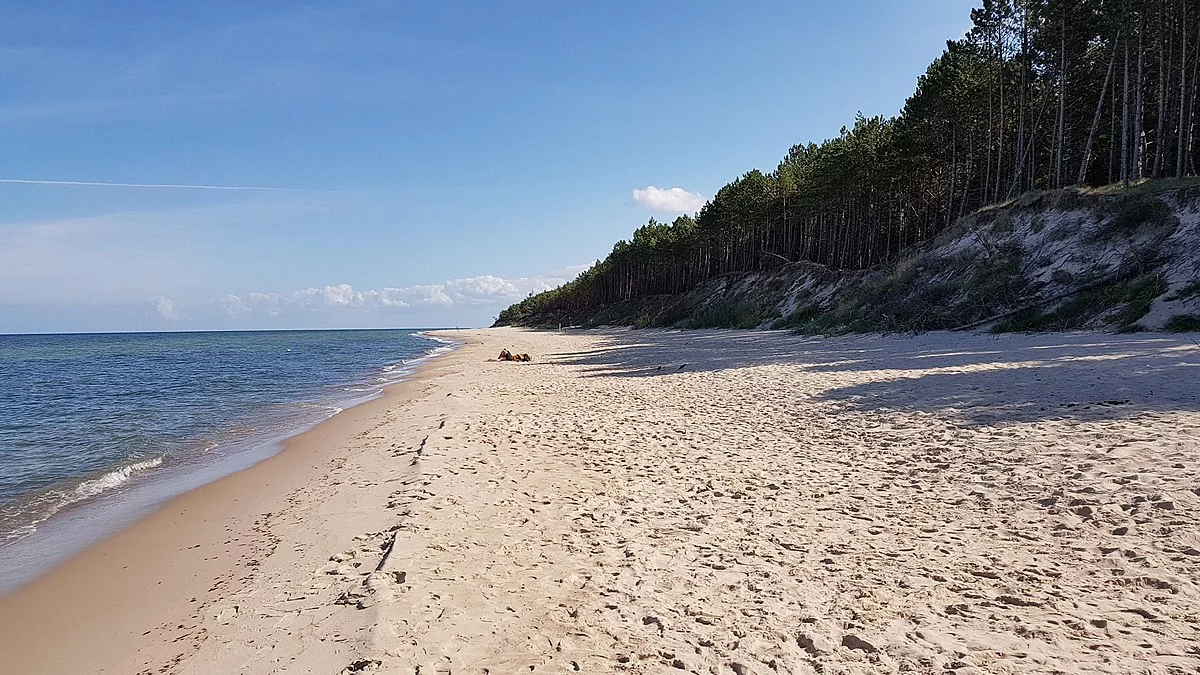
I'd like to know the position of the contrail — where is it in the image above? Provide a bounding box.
[0,178,317,192]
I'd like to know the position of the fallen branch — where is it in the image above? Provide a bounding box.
[374,532,397,573]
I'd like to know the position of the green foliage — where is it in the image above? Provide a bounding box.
[991,210,1015,234]
[1109,275,1169,326]
[1047,220,1080,242]
[1087,197,1178,243]
[632,312,656,329]
[1164,314,1200,332]
[682,300,775,329]
[778,247,1032,334]
[1080,176,1200,198]
[766,276,788,292]
[499,0,1200,330]
[994,273,1168,332]
[772,304,823,331]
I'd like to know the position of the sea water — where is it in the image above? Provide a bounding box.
[0,329,451,592]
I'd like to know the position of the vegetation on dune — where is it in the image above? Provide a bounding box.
[1164,313,1200,331]
[498,0,1200,330]
[994,271,1169,331]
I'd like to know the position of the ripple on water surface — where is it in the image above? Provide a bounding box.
[0,329,455,590]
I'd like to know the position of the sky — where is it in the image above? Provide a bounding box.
[0,1,976,333]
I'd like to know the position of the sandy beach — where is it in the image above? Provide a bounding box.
[1,328,1198,674]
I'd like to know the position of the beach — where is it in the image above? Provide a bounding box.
[1,328,1198,674]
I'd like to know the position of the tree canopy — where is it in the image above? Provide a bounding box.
[498,0,1200,327]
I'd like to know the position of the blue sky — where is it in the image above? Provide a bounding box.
[0,1,975,332]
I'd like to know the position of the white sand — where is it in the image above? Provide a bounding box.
[2,328,1198,674]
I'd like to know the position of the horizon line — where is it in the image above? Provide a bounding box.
[0,326,468,337]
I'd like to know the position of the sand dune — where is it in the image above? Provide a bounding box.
[2,328,1198,674]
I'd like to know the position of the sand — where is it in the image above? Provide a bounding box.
[1,328,1198,674]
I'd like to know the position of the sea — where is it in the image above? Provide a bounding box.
[0,329,452,593]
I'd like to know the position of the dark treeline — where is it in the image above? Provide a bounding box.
[499,0,1200,325]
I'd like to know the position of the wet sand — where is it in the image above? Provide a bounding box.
[1,329,1198,674]
[0,343,464,674]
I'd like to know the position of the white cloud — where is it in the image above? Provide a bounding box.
[548,263,592,279]
[218,267,588,319]
[152,296,178,321]
[221,294,250,317]
[632,186,705,213]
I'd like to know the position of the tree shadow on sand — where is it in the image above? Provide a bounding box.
[546,329,1200,425]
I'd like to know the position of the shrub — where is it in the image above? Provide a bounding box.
[684,299,772,329]
[1164,314,1200,332]
[993,272,1167,332]
[1088,196,1177,243]
[991,210,1016,234]
[1107,274,1168,326]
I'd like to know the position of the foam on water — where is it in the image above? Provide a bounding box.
[0,329,457,590]
[1,456,164,542]
[76,456,164,498]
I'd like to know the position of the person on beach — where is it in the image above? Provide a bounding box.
[496,349,531,362]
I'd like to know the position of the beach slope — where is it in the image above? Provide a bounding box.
[2,328,1198,674]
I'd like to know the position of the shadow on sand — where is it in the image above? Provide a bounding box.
[546,328,1200,425]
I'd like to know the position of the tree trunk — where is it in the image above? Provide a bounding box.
[1079,36,1119,185]
[985,72,994,196]
[1122,31,1131,184]
[1055,13,1068,188]
[1110,65,1119,183]
[1188,15,1200,174]
[1017,5,1028,191]
[995,21,1006,202]
[1154,0,1169,178]
[1134,10,1146,179]
[947,132,957,227]
[1178,0,1188,177]
[1014,80,1053,195]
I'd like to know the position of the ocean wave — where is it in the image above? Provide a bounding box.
[2,335,457,546]
[415,333,457,346]
[0,329,449,579]
[1,456,163,543]
[71,457,163,502]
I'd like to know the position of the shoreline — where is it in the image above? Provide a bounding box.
[1,328,1197,673]
[0,331,474,673]
[0,331,457,597]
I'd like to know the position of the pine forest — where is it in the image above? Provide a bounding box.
[498,0,1200,326]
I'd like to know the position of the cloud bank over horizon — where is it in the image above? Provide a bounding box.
[219,266,590,320]
[0,195,595,332]
[1,265,591,333]
[632,186,706,214]
[56,264,592,333]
